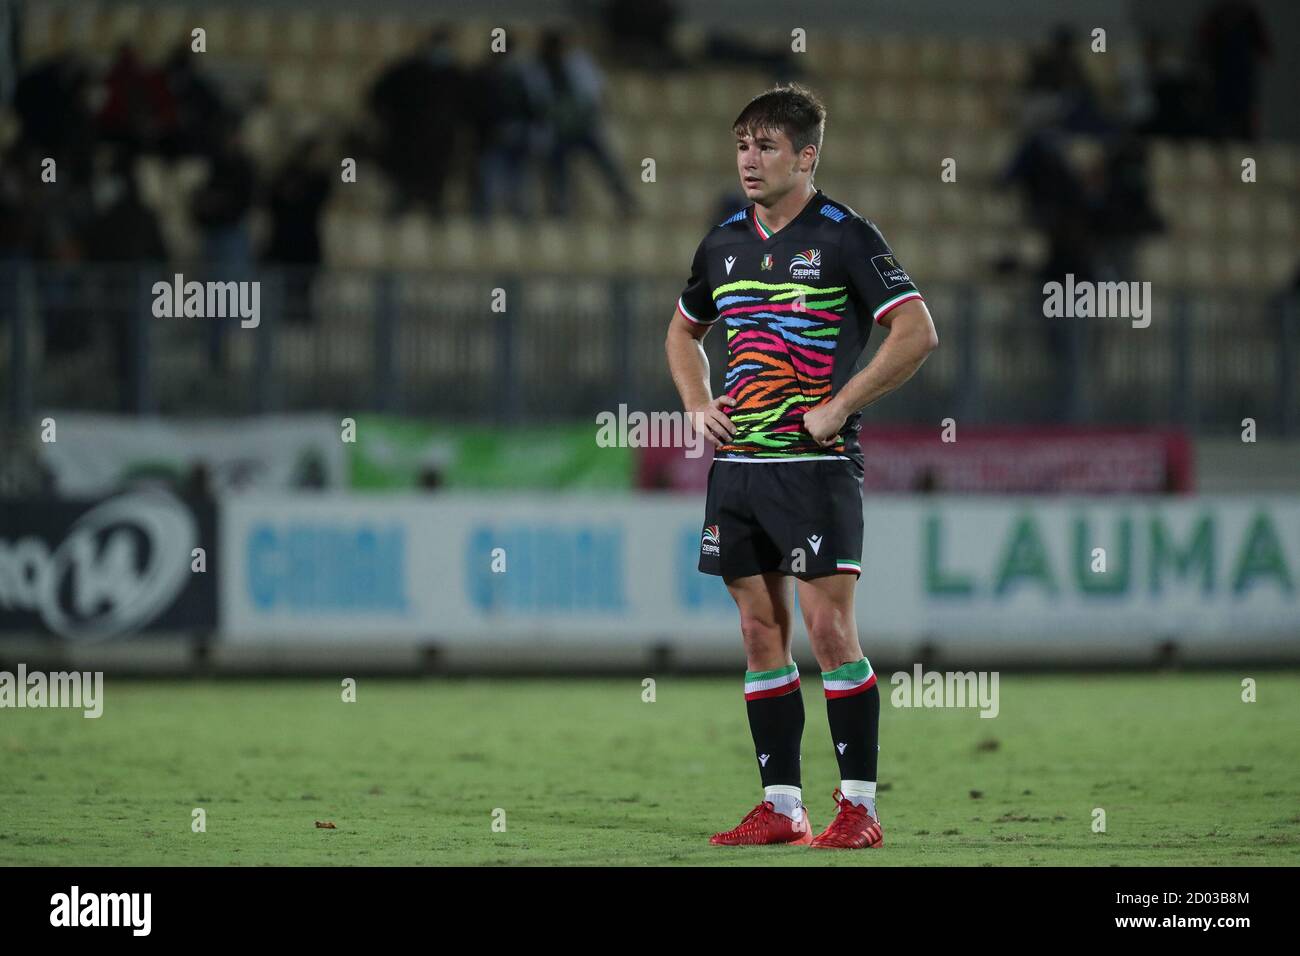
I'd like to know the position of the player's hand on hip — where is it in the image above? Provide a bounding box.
[689,395,737,448]
[803,400,846,446]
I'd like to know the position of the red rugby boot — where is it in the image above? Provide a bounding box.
[809,789,884,849]
[709,801,813,846]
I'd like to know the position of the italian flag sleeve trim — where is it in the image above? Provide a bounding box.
[677,296,717,326]
[872,290,924,324]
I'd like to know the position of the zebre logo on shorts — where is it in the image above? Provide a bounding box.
[701,524,720,556]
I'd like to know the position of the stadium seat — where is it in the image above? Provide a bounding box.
[877,35,915,80]
[897,179,937,226]
[1184,242,1218,287]
[440,218,481,271]
[579,222,618,274]
[1138,240,1176,286]
[1264,248,1295,285]
[1224,245,1256,286]
[918,37,957,83]
[934,185,977,227]
[1265,196,1297,238]
[1186,142,1221,184]
[331,215,380,270]
[269,63,310,107]
[955,38,996,82]
[1181,193,1215,236]
[481,220,525,272]
[991,38,1028,83]
[931,233,968,282]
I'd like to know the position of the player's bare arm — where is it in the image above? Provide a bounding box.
[804,299,938,446]
[665,309,736,448]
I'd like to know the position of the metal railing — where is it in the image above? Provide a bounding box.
[2,263,1296,434]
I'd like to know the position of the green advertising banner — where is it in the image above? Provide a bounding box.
[348,417,632,490]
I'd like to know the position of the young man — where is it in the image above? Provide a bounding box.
[665,84,938,849]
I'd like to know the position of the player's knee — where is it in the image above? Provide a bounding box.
[805,608,853,654]
[738,615,784,658]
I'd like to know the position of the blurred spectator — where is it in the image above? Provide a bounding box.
[97,44,176,158]
[702,34,804,77]
[0,0,19,106]
[83,150,167,264]
[1037,216,1098,424]
[189,114,256,369]
[603,0,682,70]
[1094,134,1164,279]
[190,115,255,269]
[0,144,39,261]
[1134,33,1202,139]
[367,26,465,216]
[468,42,548,219]
[264,135,332,325]
[1004,110,1100,424]
[1025,26,1109,135]
[13,53,95,182]
[82,151,168,412]
[1196,0,1272,141]
[160,44,226,158]
[537,29,635,218]
[1003,117,1092,239]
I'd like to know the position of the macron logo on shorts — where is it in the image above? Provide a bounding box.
[807,534,823,555]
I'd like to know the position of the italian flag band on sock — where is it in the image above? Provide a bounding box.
[821,657,880,807]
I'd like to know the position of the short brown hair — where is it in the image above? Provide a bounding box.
[732,83,827,175]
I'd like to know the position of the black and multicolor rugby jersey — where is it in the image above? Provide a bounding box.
[676,188,923,466]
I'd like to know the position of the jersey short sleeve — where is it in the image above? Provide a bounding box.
[676,237,719,327]
[843,218,924,325]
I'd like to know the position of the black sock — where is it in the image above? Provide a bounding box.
[822,658,880,783]
[743,664,804,788]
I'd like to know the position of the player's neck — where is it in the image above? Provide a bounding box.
[756,183,817,233]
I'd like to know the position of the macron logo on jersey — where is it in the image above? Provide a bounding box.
[724,255,736,275]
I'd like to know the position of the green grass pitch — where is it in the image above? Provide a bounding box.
[2,673,1298,866]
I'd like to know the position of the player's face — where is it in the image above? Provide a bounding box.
[736,128,806,205]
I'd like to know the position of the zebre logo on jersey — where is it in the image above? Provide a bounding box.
[789,249,821,279]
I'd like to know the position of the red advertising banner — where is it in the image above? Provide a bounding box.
[637,427,1193,494]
